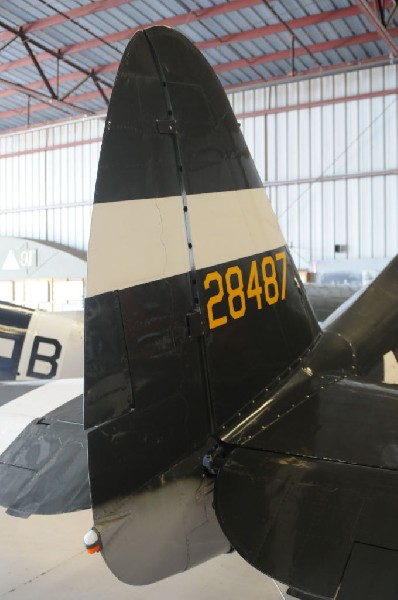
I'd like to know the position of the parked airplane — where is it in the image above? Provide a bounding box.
[0,301,83,380]
[1,26,398,600]
[304,283,359,321]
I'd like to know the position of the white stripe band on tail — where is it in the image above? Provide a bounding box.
[0,378,83,455]
[187,188,285,270]
[87,188,286,297]
[87,196,190,298]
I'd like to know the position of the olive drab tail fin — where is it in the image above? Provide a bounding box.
[84,25,320,586]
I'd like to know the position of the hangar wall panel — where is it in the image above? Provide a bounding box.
[0,119,102,252]
[229,64,398,269]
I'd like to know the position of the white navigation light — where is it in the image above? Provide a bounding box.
[84,528,102,554]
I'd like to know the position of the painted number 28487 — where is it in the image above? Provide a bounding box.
[203,250,287,330]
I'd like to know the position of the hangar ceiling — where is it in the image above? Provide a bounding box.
[0,0,397,132]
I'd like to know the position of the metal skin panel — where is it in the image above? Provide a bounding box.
[221,376,398,469]
[215,451,398,599]
[90,442,229,586]
[84,292,133,428]
[93,28,260,205]
[198,247,319,426]
[0,395,89,517]
[88,373,208,507]
[336,544,398,600]
[118,273,207,414]
[93,30,181,204]
[219,330,354,448]
[304,281,398,383]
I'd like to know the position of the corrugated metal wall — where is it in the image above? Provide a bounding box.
[0,63,397,267]
[0,119,102,252]
[229,64,398,269]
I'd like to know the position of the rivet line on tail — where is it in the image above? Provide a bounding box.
[145,29,216,433]
[145,33,199,306]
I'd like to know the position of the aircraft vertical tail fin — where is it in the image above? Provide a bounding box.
[85,25,320,431]
[84,26,320,585]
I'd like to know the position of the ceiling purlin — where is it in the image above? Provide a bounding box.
[0,0,144,42]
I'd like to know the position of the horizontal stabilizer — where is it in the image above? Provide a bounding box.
[215,377,398,599]
[216,450,398,599]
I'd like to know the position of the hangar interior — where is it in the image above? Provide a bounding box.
[0,0,397,310]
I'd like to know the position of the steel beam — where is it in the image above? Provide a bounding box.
[0,20,112,90]
[223,54,398,90]
[0,88,105,121]
[62,3,362,56]
[354,0,398,57]
[0,76,94,115]
[92,76,110,107]
[0,61,118,100]
[0,4,363,75]
[0,0,262,43]
[197,6,362,49]
[21,37,57,99]
[0,0,143,42]
[213,29,398,73]
[61,73,92,100]
[386,1,398,26]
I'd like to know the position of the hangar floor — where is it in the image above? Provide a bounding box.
[0,508,291,599]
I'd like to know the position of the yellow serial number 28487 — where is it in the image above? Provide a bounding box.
[203,250,287,330]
